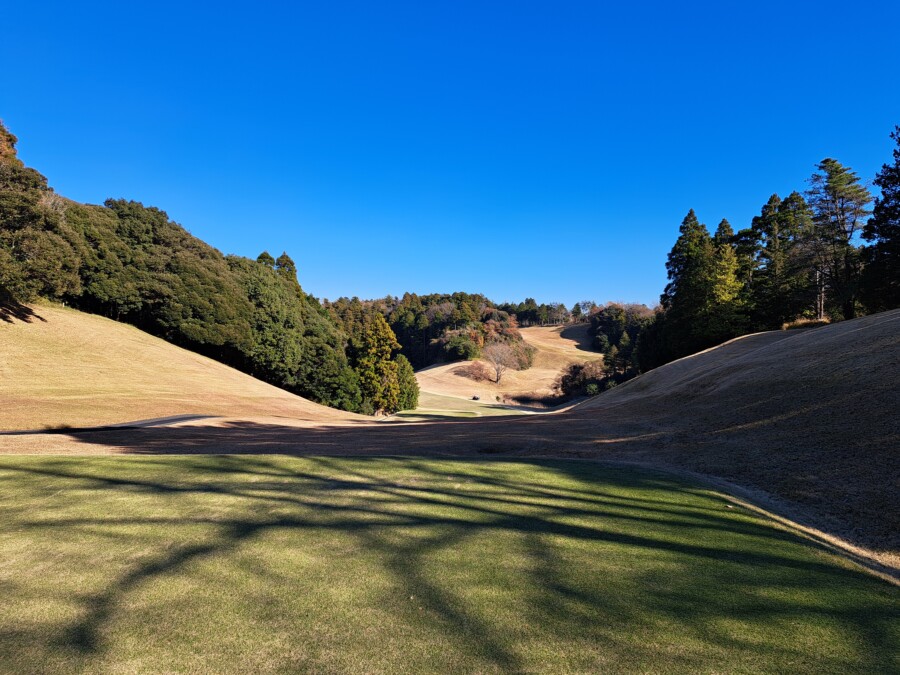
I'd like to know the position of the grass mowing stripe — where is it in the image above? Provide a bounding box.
[0,456,896,674]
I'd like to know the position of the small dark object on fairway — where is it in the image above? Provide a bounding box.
[472,395,480,400]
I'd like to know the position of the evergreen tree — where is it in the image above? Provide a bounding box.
[352,313,401,414]
[750,194,816,327]
[776,192,818,322]
[603,344,619,377]
[731,226,762,315]
[660,210,716,352]
[617,330,633,373]
[806,158,873,319]
[861,126,900,311]
[661,210,714,313]
[256,251,276,267]
[275,252,297,280]
[749,195,782,325]
[709,219,744,338]
[395,354,420,411]
[571,302,583,321]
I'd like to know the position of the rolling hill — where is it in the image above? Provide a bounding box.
[0,303,359,430]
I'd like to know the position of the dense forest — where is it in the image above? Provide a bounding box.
[2,119,899,410]
[635,133,900,371]
[326,293,536,371]
[0,122,414,415]
[557,129,900,395]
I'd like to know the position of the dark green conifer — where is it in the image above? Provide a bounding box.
[861,127,900,311]
[807,158,872,318]
[395,354,419,411]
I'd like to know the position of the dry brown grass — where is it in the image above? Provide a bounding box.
[0,303,359,430]
[782,317,832,330]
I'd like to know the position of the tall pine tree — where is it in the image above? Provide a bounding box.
[709,219,745,338]
[806,159,872,319]
[861,126,900,311]
[751,192,816,326]
[659,210,717,356]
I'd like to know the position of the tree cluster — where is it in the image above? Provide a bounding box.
[0,121,415,415]
[327,292,535,371]
[637,134,900,371]
[495,298,571,326]
[590,303,654,378]
[326,302,419,414]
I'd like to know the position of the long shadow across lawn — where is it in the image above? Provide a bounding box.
[34,401,896,557]
[1,456,897,672]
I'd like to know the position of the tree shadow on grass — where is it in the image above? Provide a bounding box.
[559,324,601,353]
[8,408,897,554]
[0,300,45,324]
[1,456,897,672]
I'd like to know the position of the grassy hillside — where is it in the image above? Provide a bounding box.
[1,456,895,673]
[0,303,358,430]
[569,309,900,549]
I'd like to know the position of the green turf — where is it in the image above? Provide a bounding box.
[393,391,528,420]
[0,456,896,674]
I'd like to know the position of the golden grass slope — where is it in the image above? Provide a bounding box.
[0,304,359,430]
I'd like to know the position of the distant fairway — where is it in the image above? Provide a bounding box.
[1,456,896,674]
[412,323,603,413]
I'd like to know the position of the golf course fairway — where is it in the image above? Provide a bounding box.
[0,456,896,673]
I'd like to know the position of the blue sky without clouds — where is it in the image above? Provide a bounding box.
[2,1,898,306]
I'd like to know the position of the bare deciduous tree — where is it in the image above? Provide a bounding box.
[483,343,517,383]
[454,361,491,382]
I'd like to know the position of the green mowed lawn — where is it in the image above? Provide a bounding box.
[0,457,896,673]
[392,391,529,420]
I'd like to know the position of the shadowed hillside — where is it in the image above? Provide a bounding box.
[0,304,360,430]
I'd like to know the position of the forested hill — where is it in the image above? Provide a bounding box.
[0,121,415,415]
[326,293,538,371]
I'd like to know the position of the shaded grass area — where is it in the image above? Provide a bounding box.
[0,456,896,673]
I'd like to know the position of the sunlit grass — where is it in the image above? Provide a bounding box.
[394,391,528,420]
[0,456,896,673]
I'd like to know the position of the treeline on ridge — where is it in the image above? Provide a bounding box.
[637,137,900,371]
[0,122,416,415]
[552,128,900,400]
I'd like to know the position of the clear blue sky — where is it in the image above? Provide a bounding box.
[2,1,898,307]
